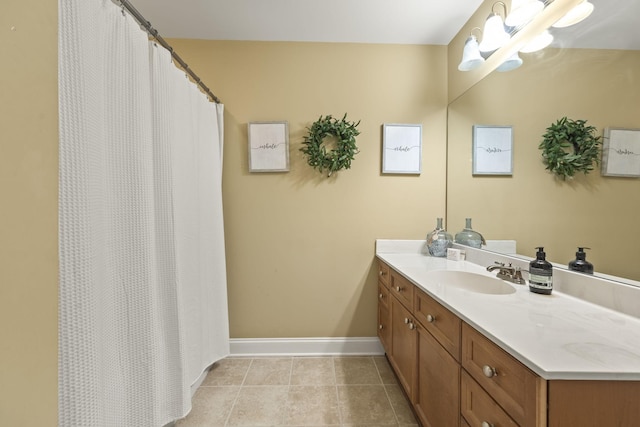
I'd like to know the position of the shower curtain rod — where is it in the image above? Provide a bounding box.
[116,0,221,104]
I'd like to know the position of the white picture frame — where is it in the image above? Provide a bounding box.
[472,125,513,176]
[382,123,422,174]
[601,128,640,177]
[248,121,289,172]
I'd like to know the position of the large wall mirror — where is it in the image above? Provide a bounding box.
[447,0,640,283]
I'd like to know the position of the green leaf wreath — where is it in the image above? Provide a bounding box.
[539,117,602,180]
[300,114,360,177]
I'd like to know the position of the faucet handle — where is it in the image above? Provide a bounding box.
[513,267,526,284]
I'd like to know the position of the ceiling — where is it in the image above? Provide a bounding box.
[127,0,485,45]
[128,0,639,49]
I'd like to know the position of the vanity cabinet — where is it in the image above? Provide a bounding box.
[378,260,544,427]
[377,258,640,427]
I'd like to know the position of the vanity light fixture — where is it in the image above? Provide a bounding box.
[552,0,594,28]
[478,1,511,52]
[519,29,554,53]
[496,50,523,72]
[505,0,544,28]
[458,27,485,71]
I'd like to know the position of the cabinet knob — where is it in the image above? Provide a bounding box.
[395,286,402,292]
[408,322,416,330]
[379,270,384,276]
[404,318,410,324]
[426,314,435,323]
[481,422,494,427]
[482,365,497,378]
[379,324,384,330]
[379,293,383,299]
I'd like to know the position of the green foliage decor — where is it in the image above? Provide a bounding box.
[300,114,360,177]
[539,117,602,180]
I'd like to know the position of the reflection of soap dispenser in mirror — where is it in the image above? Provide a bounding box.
[568,247,594,274]
[529,247,553,295]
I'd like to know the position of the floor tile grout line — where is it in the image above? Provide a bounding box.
[331,356,345,426]
[281,357,295,426]
[221,358,251,427]
[374,355,403,426]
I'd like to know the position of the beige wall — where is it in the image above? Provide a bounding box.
[169,40,448,338]
[448,48,640,280]
[0,1,58,425]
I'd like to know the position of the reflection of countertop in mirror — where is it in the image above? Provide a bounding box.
[376,239,640,380]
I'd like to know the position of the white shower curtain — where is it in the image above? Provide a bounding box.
[58,1,229,426]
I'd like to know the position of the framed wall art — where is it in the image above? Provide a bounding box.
[601,128,640,177]
[472,125,513,175]
[248,121,289,172]
[382,123,422,174]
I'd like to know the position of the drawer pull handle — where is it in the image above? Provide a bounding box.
[482,365,497,378]
[396,286,402,292]
[481,422,494,427]
[426,314,435,323]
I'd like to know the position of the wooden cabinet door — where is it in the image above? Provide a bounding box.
[378,288,391,352]
[414,326,460,427]
[389,296,417,398]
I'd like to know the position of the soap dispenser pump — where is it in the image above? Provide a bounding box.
[568,247,594,275]
[529,247,553,295]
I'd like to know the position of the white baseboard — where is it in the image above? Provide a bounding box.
[229,337,385,357]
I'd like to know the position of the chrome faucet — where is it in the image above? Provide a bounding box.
[487,262,526,285]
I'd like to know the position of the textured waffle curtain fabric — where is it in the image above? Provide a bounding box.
[58,1,229,425]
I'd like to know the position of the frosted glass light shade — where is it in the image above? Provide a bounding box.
[458,36,485,71]
[496,51,523,72]
[505,0,544,27]
[552,1,594,28]
[479,13,510,52]
[520,30,553,53]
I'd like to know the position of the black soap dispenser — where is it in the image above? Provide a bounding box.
[529,247,553,295]
[569,247,594,274]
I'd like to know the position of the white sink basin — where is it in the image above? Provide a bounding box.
[424,270,516,295]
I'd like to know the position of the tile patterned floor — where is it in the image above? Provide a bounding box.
[176,356,418,427]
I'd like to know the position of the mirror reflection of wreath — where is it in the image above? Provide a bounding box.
[539,117,602,180]
[300,114,360,177]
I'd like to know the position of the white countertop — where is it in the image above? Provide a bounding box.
[376,241,640,381]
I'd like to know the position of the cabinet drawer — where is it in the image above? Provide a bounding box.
[378,260,390,287]
[389,269,414,309]
[462,323,546,427]
[414,288,461,361]
[461,370,518,427]
[378,282,390,310]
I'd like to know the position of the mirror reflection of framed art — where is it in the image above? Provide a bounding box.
[472,125,513,176]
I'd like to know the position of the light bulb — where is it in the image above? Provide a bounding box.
[505,0,544,28]
[479,13,510,52]
[552,1,594,28]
